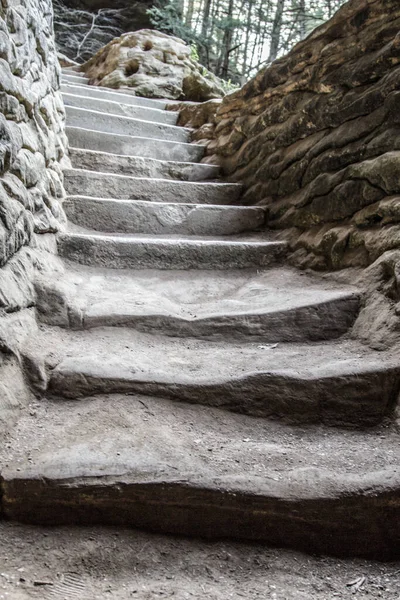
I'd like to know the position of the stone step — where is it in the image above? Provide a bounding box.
[63,197,265,236]
[57,229,287,270]
[41,327,399,427]
[61,81,169,110]
[65,106,191,143]
[66,127,204,162]
[63,169,242,205]
[62,92,178,125]
[2,394,399,557]
[62,73,91,86]
[36,264,360,342]
[68,147,219,181]
[62,68,86,76]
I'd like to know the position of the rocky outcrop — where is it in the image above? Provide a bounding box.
[0,0,68,429]
[60,0,154,31]
[180,0,400,273]
[81,30,226,102]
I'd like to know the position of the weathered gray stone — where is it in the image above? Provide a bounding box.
[66,126,204,162]
[62,91,178,125]
[69,147,219,181]
[64,196,265,236]
[81,30,226,102]
[61,80,168,110]
[36,325,399,427]
[58,230,287,270]
[0,0,67,275]
[63,168,242,205]
[36,264,360,342]
[2,394,400,557]
[65,105,191,142]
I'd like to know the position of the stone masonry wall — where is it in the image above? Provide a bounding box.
[0,0,67,431]
[177,0,400,272]
[0,0,68,312]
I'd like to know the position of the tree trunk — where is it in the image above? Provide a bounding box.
[220,0,234,78]
[241,0,254,76]
[185,0,195,27]
[267,0,285,63]
[298,0,307,39]
[201,0,212,37]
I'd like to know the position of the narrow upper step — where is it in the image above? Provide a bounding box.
[61,81,168,110]
[67,126,204,162]
[57,229,287,270]
[68,147,220,181]
[61,73,169,110]
[64,168,242,205]
[65,106,191,142]
[2,394,399,557]
[63,197,265,236]
[36,264,360,342]
[62,92,178,125]
[62,73,91,86]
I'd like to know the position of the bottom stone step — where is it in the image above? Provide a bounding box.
[2,395,399,558]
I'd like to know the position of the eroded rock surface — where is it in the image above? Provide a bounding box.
[0,0,67,429]
[81,29,226,101]
[180,0,400,272]
[170,0,400,348]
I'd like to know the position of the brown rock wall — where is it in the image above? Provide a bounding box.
[190,0,400,271]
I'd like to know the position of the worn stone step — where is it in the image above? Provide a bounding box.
[62,73,90,86]
[62,68,86,76]
[39,326,399,427]
[66,127,204,162]
[36,264,360,342]
[2,394,399,557]
[63,169,242,205]
[65,106,191,142]
[57,229,287,270]
[68,147,219,181]
[62,92,178,125]
[64,197,265,236]
[61,81,169,110]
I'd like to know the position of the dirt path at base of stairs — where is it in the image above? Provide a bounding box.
[0,522,399,600]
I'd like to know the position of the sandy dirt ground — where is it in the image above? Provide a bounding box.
[0,522,399,600]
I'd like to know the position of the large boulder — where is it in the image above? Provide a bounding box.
[81,30,226,102]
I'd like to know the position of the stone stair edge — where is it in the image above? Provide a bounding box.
[68,146,219,170]
[1,391,399,557]
[60,80,169,109]
[60,228,283,243]
[63,167,241,187]
[65,104,193,132]
[65,125,205,150]
[62,90,173,116]
[64,194,261,210]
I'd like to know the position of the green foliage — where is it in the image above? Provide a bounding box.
[147,0,348,85]
[190,44,199,62]
[220,78,240,94]
[147,1,198,45]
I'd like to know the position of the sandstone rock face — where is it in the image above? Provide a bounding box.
[82,30,226,102]
[191,0,400,272]
[0,0,67,427]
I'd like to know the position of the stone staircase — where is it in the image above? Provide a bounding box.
[2,69,399,559]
